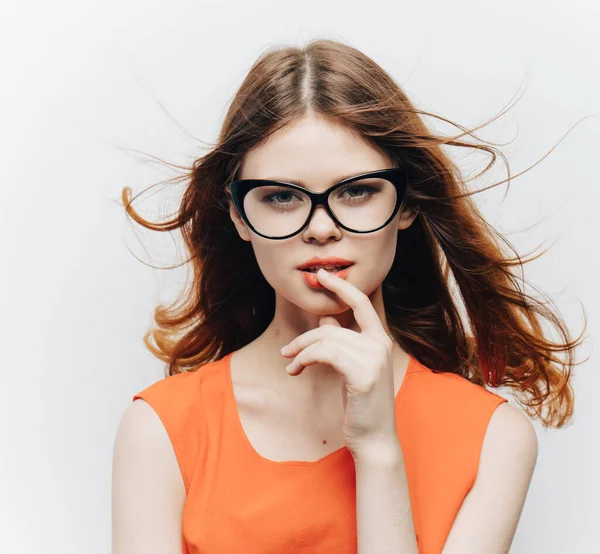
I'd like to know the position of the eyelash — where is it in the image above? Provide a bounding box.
[263,185,377,207]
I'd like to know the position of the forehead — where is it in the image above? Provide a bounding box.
[239,114,392,189]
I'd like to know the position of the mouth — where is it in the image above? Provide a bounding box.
[297,264,354,289]
[299,264,353,274]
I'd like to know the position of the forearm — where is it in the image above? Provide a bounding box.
[354,441,420,554]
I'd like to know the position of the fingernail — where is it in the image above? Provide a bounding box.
[317,268,329,278]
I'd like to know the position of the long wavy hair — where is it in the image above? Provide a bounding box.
[121,38,588,429]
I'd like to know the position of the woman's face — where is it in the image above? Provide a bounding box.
[229,112,418,321]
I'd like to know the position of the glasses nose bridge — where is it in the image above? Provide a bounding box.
[306,188,338,224]
[312,186,331,203]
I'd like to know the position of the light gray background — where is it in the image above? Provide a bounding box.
[1,1,598,552]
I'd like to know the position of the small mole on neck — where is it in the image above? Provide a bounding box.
[322,439,327,444]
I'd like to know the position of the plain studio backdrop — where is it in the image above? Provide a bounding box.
[1,1,598,552]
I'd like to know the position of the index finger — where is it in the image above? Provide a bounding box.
[316,268,386,337]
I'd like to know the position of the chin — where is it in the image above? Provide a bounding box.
[278,288,349,316]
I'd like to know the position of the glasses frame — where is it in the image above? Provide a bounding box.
[227,167,408,240]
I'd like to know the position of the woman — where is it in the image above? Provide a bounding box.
[111,39,585,553]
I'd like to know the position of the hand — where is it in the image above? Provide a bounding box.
[280,268,400,460]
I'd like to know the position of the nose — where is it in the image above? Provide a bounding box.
[300,205,343,242]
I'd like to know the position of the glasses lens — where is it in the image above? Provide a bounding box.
[244,185,311,237]
[330,177,397,231]
[243,177,398,237]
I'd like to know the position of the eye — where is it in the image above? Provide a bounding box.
[337,185,378,202]
[263,190,302,204]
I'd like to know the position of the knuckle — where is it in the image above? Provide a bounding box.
[357,376,377,394]
[306,340,323,355]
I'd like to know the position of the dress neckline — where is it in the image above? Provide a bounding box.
[222,349,419,467]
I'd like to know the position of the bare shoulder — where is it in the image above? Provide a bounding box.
[477,401,539,500]
[485,401,539,460]
[111,399,185,554]
[115,398,181,452]
[442,401,538,553]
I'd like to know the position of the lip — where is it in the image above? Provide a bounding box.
[298,265,353,289]
[297,256,354,270]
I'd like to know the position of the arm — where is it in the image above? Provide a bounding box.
[354,442,419,554]
[441,402,538,553]
[354,402,538,554]
[111,399,186,554]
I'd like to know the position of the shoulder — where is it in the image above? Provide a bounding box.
[112,399,187,553]
[132,361,224,426]
[408,361,508,416]
[482,401,538,467]
[419,366,535,449]
[115,371,201,494]
[438,397,538,552]
[133,368,201,405]
[477,402,538,507]
[404,361,514,468]
[114,398,182,472]
[128,359,225,490]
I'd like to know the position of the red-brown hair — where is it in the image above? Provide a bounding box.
[121,38,587,429]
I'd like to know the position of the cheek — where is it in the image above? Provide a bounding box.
[359,228,398,268]
[248,240,292,288]
[248,231,398,300]
[350,234,398,295]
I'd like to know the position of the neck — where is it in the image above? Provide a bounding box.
[249,285,402,401]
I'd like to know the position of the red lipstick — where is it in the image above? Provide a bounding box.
[297,256,354,289]
[297,256,354,270]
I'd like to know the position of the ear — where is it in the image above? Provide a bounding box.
[228,199,252,242]
[397,205,419,231]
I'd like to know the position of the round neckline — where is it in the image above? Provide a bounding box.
[222,349,418,467]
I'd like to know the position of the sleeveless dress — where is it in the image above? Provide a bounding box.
[132,351,508,554]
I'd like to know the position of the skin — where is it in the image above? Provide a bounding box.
[228,111,419,408]
[111,110,538,554]
[224,113,539,553]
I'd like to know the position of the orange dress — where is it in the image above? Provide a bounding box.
[132,351,507,554]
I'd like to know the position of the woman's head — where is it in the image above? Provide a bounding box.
[122,38,586,428]
[228,111,418,330]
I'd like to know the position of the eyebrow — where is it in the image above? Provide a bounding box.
[261,170,378,187]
